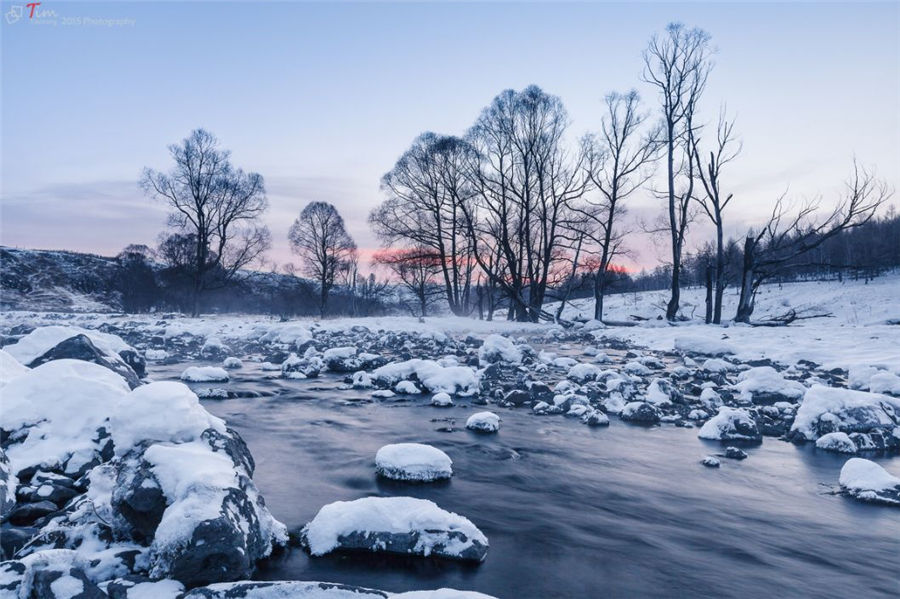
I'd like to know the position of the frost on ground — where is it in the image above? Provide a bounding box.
[300,496,488,562]
[375,443,453,482]
[839,458,900,506]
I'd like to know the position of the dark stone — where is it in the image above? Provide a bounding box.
[185,581,389,599]
[0,561,25,594]
[118,349,147,377]
[724,447,749,460]
[621,402,661,424]
[529,382,554,404]
[301,529,488,563]
[8,501,58,526]
[28,334,142,389]
[504,389,531,406]
[31,567,107,599]
[111,446,167,541]
[0,525,37,559]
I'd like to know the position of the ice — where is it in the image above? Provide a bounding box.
[375,443,453,482]
[180,366,230,382]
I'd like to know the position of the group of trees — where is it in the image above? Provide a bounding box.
[128,23,894,322]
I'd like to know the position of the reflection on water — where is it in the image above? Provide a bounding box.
[151,362,900,599]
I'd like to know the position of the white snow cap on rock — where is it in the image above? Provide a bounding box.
[0,349,29,387]
[791,385,900,441]
[815,432,858,453]
[392,590,499,599]
[111,382,227,455]
[302,496,487,559]
[375,443,453,482]
[373,359,480,395]
[839,458,900,505]
[431,392,453,407]
[466,412,500,433]
[697,407,758,441]
[180,366,230,383]
[2,360,131,475]
[731,366,806,401]
[4,325,135,365]
[478,335,523,364]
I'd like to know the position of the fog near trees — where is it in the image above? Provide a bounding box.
[118,22,896,322]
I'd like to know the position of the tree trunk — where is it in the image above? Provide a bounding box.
[593,269,606,322]
[713,221,725,324]
[320,283,328,318]
[704,264,714,324]
[666,262,681,320]
[665,125,680,321]
[735,236,756,323]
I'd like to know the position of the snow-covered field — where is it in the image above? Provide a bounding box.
[1,275,898,598]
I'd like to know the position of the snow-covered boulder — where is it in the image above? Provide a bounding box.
[644,378,681,406]
[181,366,230,383]
[15,333,143,390]
[620,401,661,424]
[839,458,900,506]
[281,351,323,379]
[789,385,900,443]
[1,360,131,478]
[373,360,480,395]
[466,412,500,433]
[731,367,806,405]
[0,349,30,388]
[478,335,523,365]
[0,448,17,524]
[815,432,858,453]
[849,364,900,396]
[222,357,243,369]
[431,392,453,407]
[300,497,488,562]
[375,443,452,482]
[183,581,389,599]
[323,347,387,373]
[698,407,761,443]
[674,335,735,357]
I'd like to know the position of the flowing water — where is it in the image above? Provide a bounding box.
[151,361,900,599]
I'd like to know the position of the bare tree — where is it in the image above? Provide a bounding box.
[735,161,893,322]
[578,90,659,321]
[643,23,714,321]
[140,129,271,316]
[375,247,444,317]
[288,201,357,317]
[462,85,592,322]
[693,108,741,323]
[371,133,476,316]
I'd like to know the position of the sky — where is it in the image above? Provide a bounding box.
[2,1,899,272]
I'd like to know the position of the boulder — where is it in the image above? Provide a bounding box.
[698,407,762,443]
[185,581,388,599]
[29,334,141,390]
[620,402,661,424]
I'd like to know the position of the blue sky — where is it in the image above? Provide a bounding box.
[2,1,898,270]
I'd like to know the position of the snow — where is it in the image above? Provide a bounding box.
[839,458,900,505]
[375,443,453,482]
[201,336,227,353]
[50,574,84,599]
[790,385,900,441]
[145,349,169,361]
[392,591,498,599]
[373,359,480,395]
[0,348,29,387]
[466,412,500,433]
[121,579,184,599]
[110,382,226,455]
[849,364,900,395]
[302,496,487,559]
[697,407,759,441]
[323,346,357,360]
[223,357,243,369]
[730,367,806,402]
[478,334,523,364]
[815,432,858,453]
[431,392,453,407]
[4,325,135,365]
[1,359,131,475]
[180,365,230,382]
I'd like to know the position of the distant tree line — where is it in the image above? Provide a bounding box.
[118,23,894,322]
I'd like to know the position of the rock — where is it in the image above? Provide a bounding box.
[1,448,17,523]
[698,407,762,443]
[29,334,142,390]
[466,412,500,433]
[30,566,107,599]
[582,409,610,427]
[724,447,748,460]
[222,357,243,369]
[375,443,452,482]
[110,444,168,541]
[1,525,37,559]
[815,432,858,454]
[503,389,531,406]
[701,457,721,468]
[620,402,661,424]
[529,382,554,404]
[839,458,900,506]
[431,392,453,407]
[300,496,488,562]
[789,385,900,443]
[104,576,184,599]
[180,366,229,383]
[118,349,147,378]
[184,581,389,599]
[8,500,58,526]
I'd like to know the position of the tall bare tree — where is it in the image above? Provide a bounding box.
[578,90,659,321]
[288,201,357,317]
[693,108,741,324]
[735,161,892,322]
[371,133,476,316]
[463,85,592,322]
[643,23,714,321]
[140,129,271,316]
[375,247,444,317]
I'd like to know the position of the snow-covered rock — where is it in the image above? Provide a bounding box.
[222,357,243,369]
[697,407,761,443]
[478,335,523,365]
[183,581,388,599]
[300,497,488,562]
[849,364,900,396]
[815,432,858,453]
[620,401,660,423]
[839,458,900,506]
[789,385,900,442]
[375,443,452,482]
[731,367,806,404]
[0,349,29,387]
[181,366,230,383]
[465,412,500,433]
[373,360,480,395]
[431,392,453,407]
